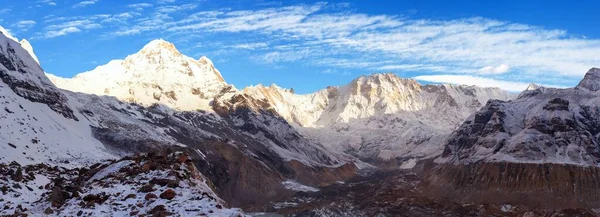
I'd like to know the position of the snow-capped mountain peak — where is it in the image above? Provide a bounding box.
[48,39,228,111]
[525,83,542,91]
[576,67,600,91]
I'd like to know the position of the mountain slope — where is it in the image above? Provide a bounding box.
[420,68,600,209]
[438,68,600,166]
[0,27,114,167]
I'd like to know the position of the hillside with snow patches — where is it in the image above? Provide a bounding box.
[438,68,600,166]
[48,39,514,162]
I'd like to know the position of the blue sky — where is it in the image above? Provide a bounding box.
[1,0,599,93]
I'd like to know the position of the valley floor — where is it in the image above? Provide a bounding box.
[265,168,600,217]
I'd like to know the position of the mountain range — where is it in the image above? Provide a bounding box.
[2,24,600,216]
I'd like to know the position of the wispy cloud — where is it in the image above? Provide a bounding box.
[477,64,511,74]
[36,0,56,6]
[45,26,81,38]
[228,42,268,50]
[157,0,176,4]
[14,20,37,29]
[42,20,101,38]
[73,0,98,8]
[128,3,153,11]
[414,75,566,92]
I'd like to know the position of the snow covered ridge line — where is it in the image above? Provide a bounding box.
[1,150,247,216]
[43,37,514,162]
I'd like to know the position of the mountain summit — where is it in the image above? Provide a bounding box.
[576,67,600,91]
[48,39,228,111]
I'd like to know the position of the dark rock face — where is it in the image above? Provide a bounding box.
[441,87,600,164]
[0,33,77,120]
[421,161,600,209]
[543,98,569,111]
[441,100,508,160]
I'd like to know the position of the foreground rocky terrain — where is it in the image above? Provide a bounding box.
[1,150,245,216]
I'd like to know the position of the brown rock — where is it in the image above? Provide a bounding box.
[149,178,179,188]
[44,207,53,214]
[124,193,137,200]
[82,194,100,204]
[130,210,139,216]
[49,187,69,207]
[138,184,155,193]
[10,168,23,182]
[176,154,187,164]
[150,205,167,217]
[159,189,176,200]
[145,193,157,201]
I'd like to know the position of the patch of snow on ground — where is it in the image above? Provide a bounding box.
[282,180,319,192]
[400,158,417,169]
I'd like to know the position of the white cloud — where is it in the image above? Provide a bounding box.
[36,0,56,6]
[45,26,81,38]
[128,3,153,11]
[253,50,310,64]
[477,64,510,74]
[15,20,37,29]
[157,0,176,4]
[414,74,565,92]
[73,0,98,8]
[0,9,11,14]
[42,20,101,38]
[229,42,268,50]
